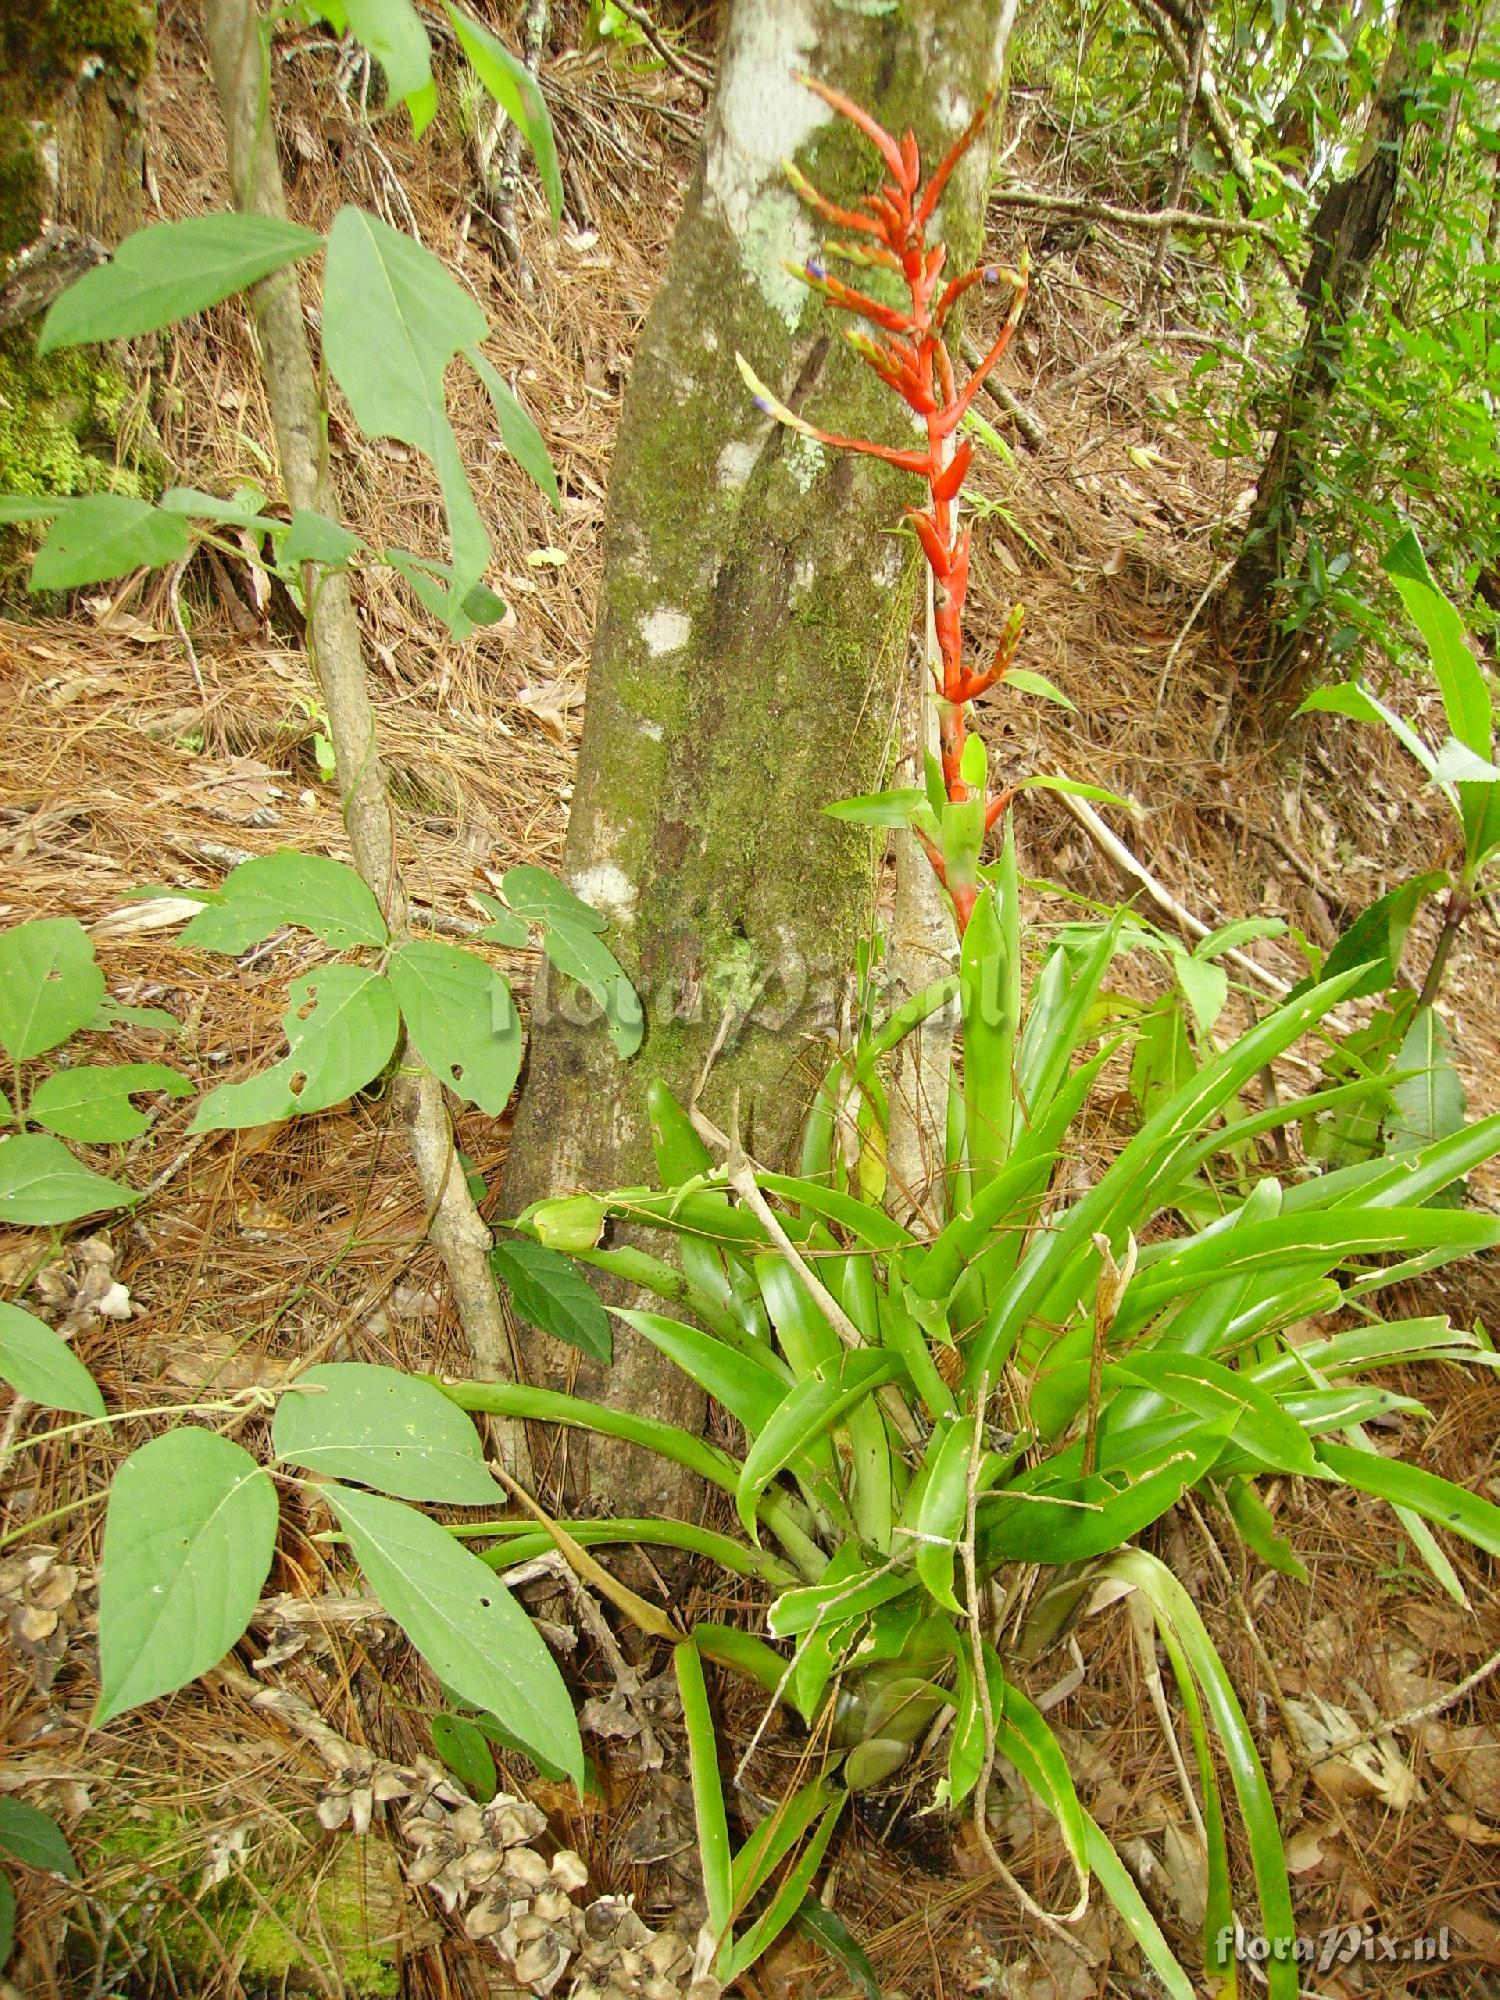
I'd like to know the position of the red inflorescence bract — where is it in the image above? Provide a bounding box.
[779,78,1029,933]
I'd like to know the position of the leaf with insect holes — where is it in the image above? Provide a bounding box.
[445,3,563,223]
[385,940,522,1116]
[539,922,643,1059]
[273,1362,503,1504]
[0,1302,104,1418]
[96,1429,278,1723]
[190,966,400,1132]
[323,208,492,598]
[491,1239,611,1363]
[179,850,387,952]
[0,1134,135,1226]
[39,214,323,353]
[29,1064,192,1143]
[0,917,104,1064]
[327,1482,584,1784]
[0,1800,78,1879]
[29,495,191,591]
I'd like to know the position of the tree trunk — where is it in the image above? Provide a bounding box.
[501,0,1019,1513]
[1218,0,1454,690]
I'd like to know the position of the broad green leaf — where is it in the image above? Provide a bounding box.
[29,1063,191,1143]
[0,1134,134,1226]
[466,347,559,508]
[29,496,187,590]
[273,1362,502,1504]
[1431,737,1500,785]
[491,1239,611,1364]
[1003,667,1076,709]
[473,892,530,948]
[38,214,323,353]
[341,0,437,133]
[158,486,280,532]
[1383,530,1492,757]
[189,965,400,1131]
[179,849,387,951]
[768,1563,914,1640]
[430,1712,498,1799]
[822,789,927,828]
[500,865,607,931]
[281,510,361,567]
[1172,950,1228,1038]
[96,1430,278,1722]
[327,1482,583,1783]
[1387,1005,1466,1157]
[540,922,643,1059]
[676,1640,733,1940]
[323,207,491,596]
[0,1302,105,1417]
[1297,679,1440,782]
[0,1800,78,1879]
[446,3,564,223]
[1311,874,1445,997]
[0,495,68,524]
[0,916,104,1063]
[386,939,521,1114]
[612,1307,786,1430]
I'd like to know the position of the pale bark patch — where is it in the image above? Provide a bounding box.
[639,607,691,655]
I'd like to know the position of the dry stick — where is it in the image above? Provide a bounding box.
[1153,554,1234,718]
[1140,7,1206,312]
[959,331,1048,451]
[609,0,712,97]
[989,184,1273,240]
[203,0,523,1450]
[1131,0,1257,195]
[482,0,548,287]
[1055,791,1290,996]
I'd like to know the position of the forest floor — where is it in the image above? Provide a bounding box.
[2,4,1499,1997]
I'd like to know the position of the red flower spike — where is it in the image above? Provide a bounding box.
[914,87,998,232]
[765,73,1030,935]
[796,73,908,182]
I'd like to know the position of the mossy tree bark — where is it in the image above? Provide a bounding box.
[0,1,155,518]
[1218,0,1454,695]
[501,0,1019,1512]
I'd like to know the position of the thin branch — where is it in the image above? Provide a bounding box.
[990,184,1274,240]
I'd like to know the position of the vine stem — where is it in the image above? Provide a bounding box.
[1417,884,1471,1011]
[202,0,525,1465]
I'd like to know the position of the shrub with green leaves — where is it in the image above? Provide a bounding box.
[0,916,187,1228]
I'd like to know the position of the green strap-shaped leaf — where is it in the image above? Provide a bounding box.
[490,1238,612,1364]
[179,849,387,951]
[738,1352,900,1540]
[0,1134,135,1226]
[613,1306,789,1431]
[1383,529,1492,757]
[675,1639,733,1939]
[29,1063,192,1143]
[96,1430,278,1723]
[323,207,492,597]
[39,214,323,354]
[189,966,400,1132]
[0,1800,78,1879]
[0,1302,105,1417]
[273,1362,503,1504]
[1315,1440,1500,1557]
[445,3,564,222]
[822,789,927,828]
[913,1417,977,1613]
[386,939,521,1115]
[328,1482,583,1784]
[0,916,104,1064]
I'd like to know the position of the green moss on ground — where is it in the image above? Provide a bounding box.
[83,1805,421,1996]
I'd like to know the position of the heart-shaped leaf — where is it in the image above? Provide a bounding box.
[0,1302,105,1417]
[189,966,400,1131]
[386,940,522,1115]
[29,1063,192,1143]
[0,917,104,1064]
[179,850,387,952]
[0,1134,134,1225]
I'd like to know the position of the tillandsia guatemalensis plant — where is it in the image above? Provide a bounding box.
[436,77,1500,2000]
